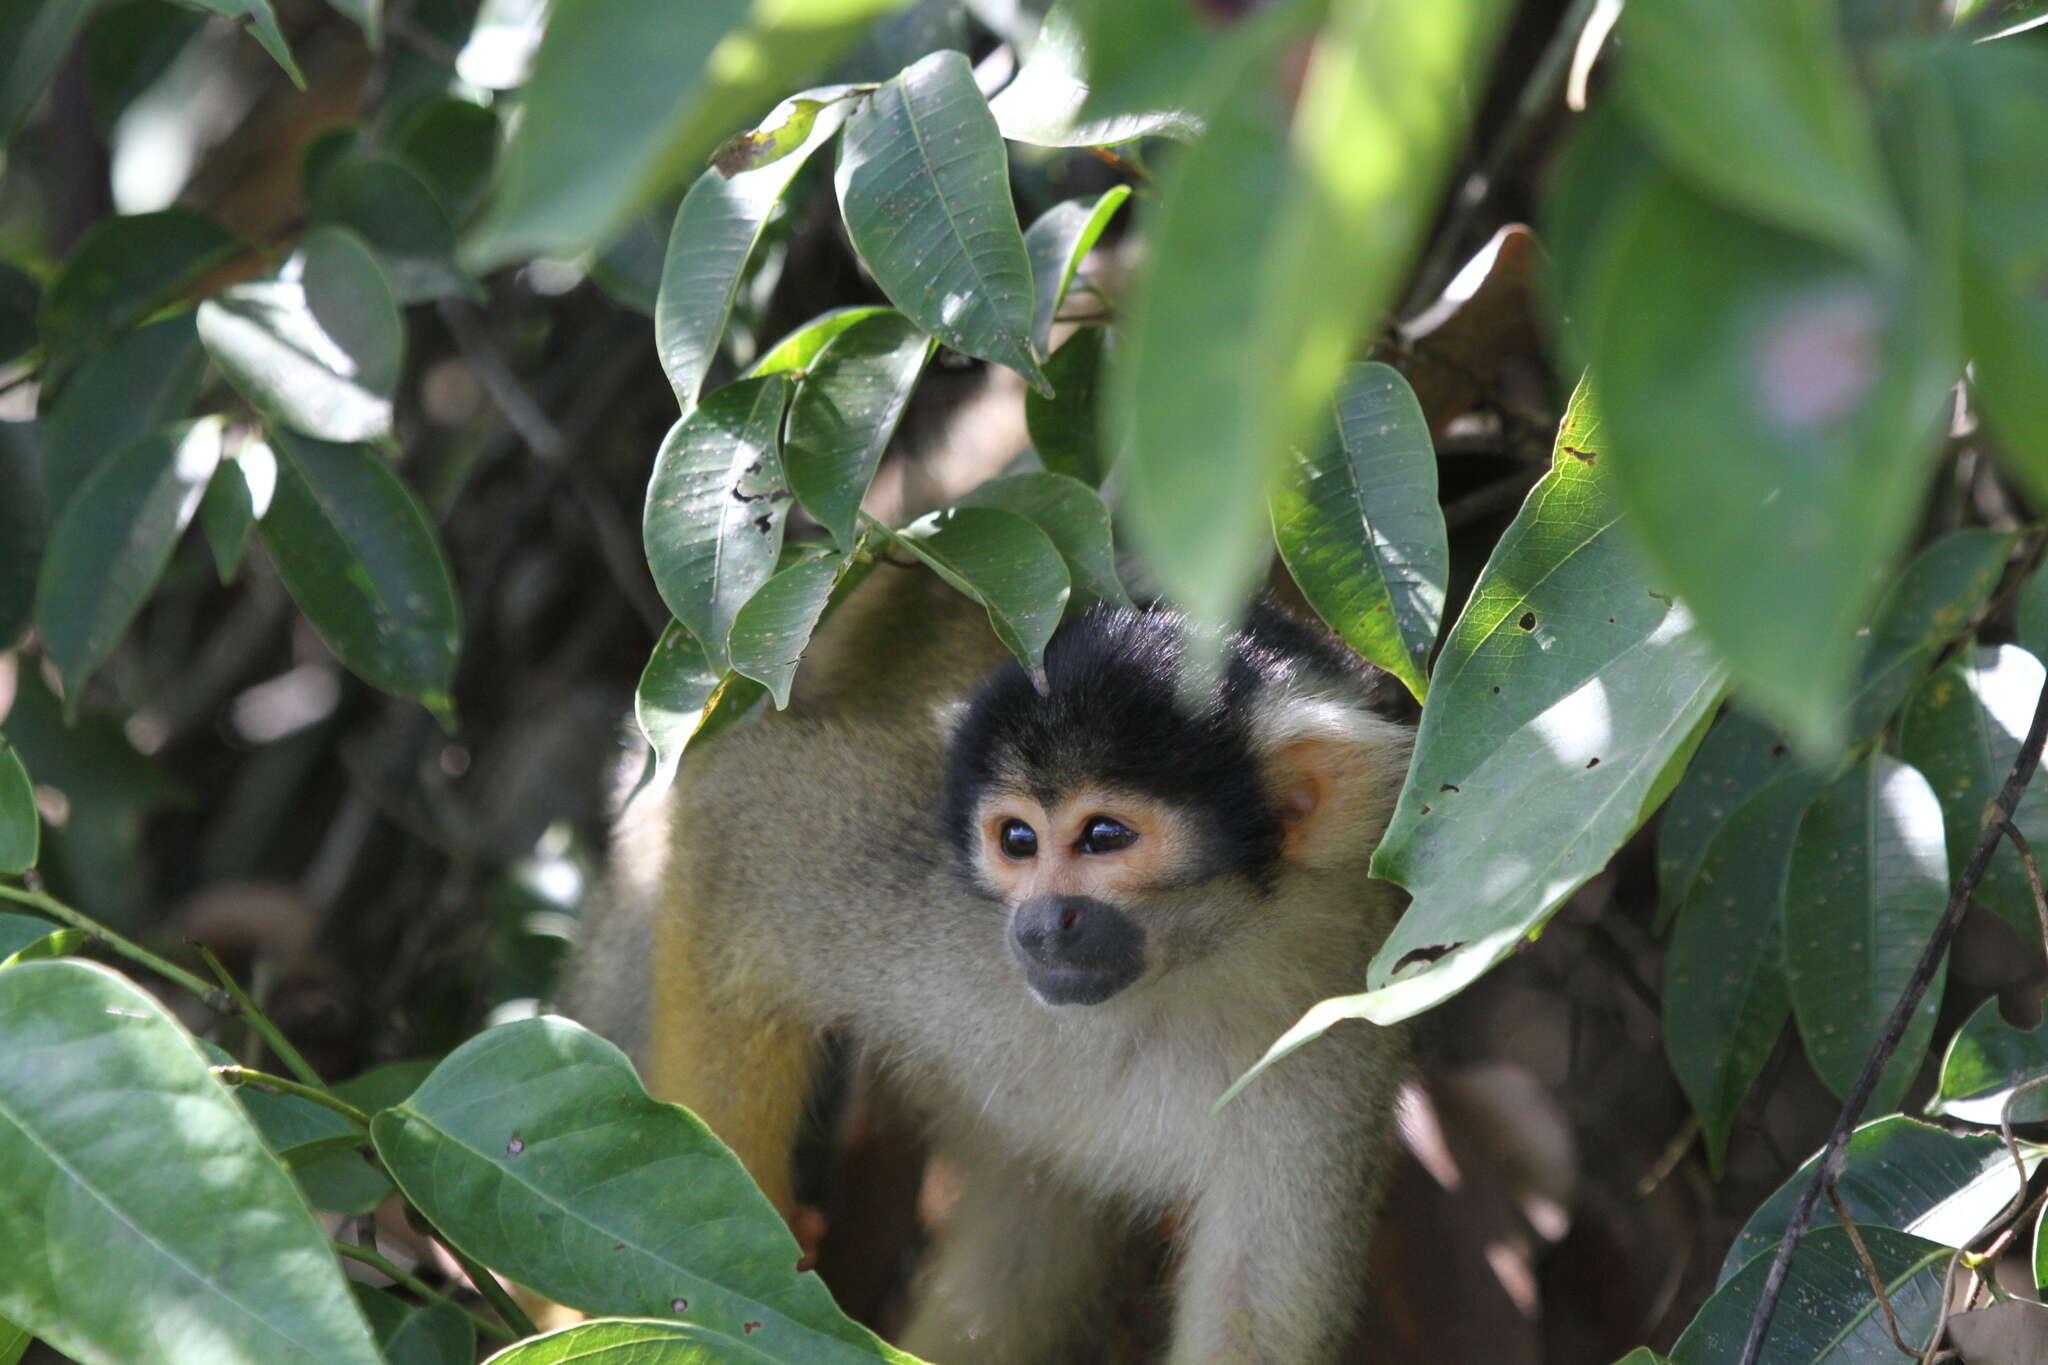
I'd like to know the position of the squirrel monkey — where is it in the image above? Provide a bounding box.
[564,565,1412,1364]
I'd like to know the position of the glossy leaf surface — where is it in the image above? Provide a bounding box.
[890,507,1070,683]
[1654,708,1801,928]
[1674,1227,1947,1364]
[1025,325,1111,486]
[989,1,1200,147]
[1022,188,1127,359]
[1845,528,2012,740]
[730,553,858,708]
[783,312,932,547]
[1931,996,2048,1125]
[482,1319,780,1364]
[957,472,1127,610]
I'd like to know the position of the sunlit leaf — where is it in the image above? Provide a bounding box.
[1846,528,2013,741]
[1022,187,1128,358]
[744,307,892,379]
[888,506,1070,683]
[1931,995,2048,1125]
[990,1,1201,147]
[482,1319,781,1364]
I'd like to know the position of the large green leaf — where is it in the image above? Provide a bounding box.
[308,156,479,303]
[354,1288,474,1365]
[260,432,461,716]
[38,210,238,374]
[957,472,1128,610]
[835,51,1046,390]
[1069,0,1218,125]
[0,742,36,875]
[643,375,795,668]
[635,622,723,791]
[989,0,1200,147]
[1675,1227,1948,1364]
[34,420,222,705]
[1654,708,1802,928]
[1719,1115,2028,1285]
[888,506,1070,684]
[1550,156,1955,752]
[1931,995,2048,1125]
[1024,325,1111,487]
[1270,362,1445,703]
[657,89,856,408]
[744,307,891,379]
[1898,645,2048,945]
[1845,528,2013,741]
[40,315,206,516]
[0,1312,25,1365]
[370,1016,911,1363]
[1022,188,1128,358]
[0,423,44,648]
[1664,771,1827,1171]
[0,960,379,1365]
[1617,0,1903,264]
[198,226,404,444]
[482,1319,781,1364]
[783,311,932,547]
[0,0,95,138]
[468,0,905,265]
[1783,753,1948,1115]
[729,553,864,709]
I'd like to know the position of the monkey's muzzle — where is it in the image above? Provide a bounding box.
[1009,894,1146,1005]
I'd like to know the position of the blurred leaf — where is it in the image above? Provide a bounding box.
[0,914,61,961]
[0,422,47,647]
[1612,1353,1672,1365]
[658,89,855,408]
[1022,186,1128,358]
[2024,562,2048,663]
[783,311,932,547]
[730,552,860,708]
[34,419,223,707]
[293,1148,394,1216]
[1718,1117,2025,1285]
[85,1,205,129]
[39,210,237,374]
[1932,996,2048,1125]
[325,0,380,48]
[1549,156,1955,753]
[1025,324,1111,486]
[1898,645,2048,945]
[0,926,83,968]
[644,375,795,668]
[889,506,1070,683]
[837,52,1046,391]
[1070,0,1216,125]
[1846,528,2013,740]
[469,0,906,265]
[0,0,96,138]
[301,124,364,201]
[309,156,480,303]
[198,440,276,585]
[1270,361,1445,703]
[1616,0,1902,264]
[199,226,404,443]
[0,1312,23,1365]
[0,262,37,364]
[333,1056,439,1112]
[389,97,499,220]
[1676,1227,1948,1363]
[41,314,206,516]
[590,209,669,316]
[0,741,36,874]
[636,622,723,793]
[354,1289,474,1365]
[183,0,304,86]
[1784,753,1948,1115]
[1655,709,1802,929]
[958,472,1128,610]
[0,960,380,1365]
[745,306,891,379]
[371,1016,913,1362]
[260,432,461,716]
[482,1319,783,1364]
[1665,771,1826,1170]
[990,1,1201,147]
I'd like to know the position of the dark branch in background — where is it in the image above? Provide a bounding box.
[1736,668,2048,1365]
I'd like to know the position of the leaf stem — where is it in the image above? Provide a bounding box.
[210,1064,370,1126]
[0,883,231,1011]
[199,945,325,1088]
[440,1235,538,1340]
[332,1240,516,1343]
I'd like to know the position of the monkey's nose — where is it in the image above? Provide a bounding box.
[1009,895,1145,1005]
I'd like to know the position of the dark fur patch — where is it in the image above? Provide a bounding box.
[941,601,1368,888]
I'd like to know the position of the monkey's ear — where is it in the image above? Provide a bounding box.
[1266,711,1410,867]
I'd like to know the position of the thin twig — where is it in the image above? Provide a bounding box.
[1921,1248,1964,1365]
[441,1239,539,1340]
[0,884,231,1011]
[199,945,324,1088]
[1999,817,2048,955]
[1826,1183,1915,1356]
[1736,668,2048,1365]
[210,1065,369,1126]
[332,1240,516,1343]
[1997,1073,2048,1221]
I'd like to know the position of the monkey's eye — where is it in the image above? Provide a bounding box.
[1079,816,1138,854]
[998,819,1039,859]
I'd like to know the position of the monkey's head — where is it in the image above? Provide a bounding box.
[941,602,1411,1009]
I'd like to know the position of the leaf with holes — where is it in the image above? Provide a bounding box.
[1022,187,1129,357]
[1931,996,2048,1126]
[888,506,1070,685]
[958,472,1128,610]
[783,312,932,548]
[836,51,1046,391]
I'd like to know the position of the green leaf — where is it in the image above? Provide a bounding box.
[1654,708,1804,929]
[989,0,1202,147]
[888,506,1070,683]
[783,311,932,547]
[744,307,892,379]
[0,262,35,366]
[1845,528,2013,740]
[1664,771,1826,1171]
[308,156,480,303]
[1675,1227,1948,1364]
[370,1016,912,1363]
[1931,995,2048,1125]
[0,423,44,648]
[41,314,206,516]
[468,0,905,265]
[657,88,856,408]
[324,0,380,47]
[38,210,238,373]
[85,1,207,128]
[1549,155,1955,753]
[389,97,499,220]
[183,0,303,83]
[1022,187,1128,359]
[0,739,37,876]
[1898,645,2048,945]
[643,375,795,668]
[198,226,404,443]
[957,472,1128,610]
[293,1148,394,1216]
[354,1288,474,1365]
[1718,1117,2021,1285]
[1612,1353,1672,1365]
[0,1312,25,1365]
[260,432,461,715]
[482,1318,782,1364]
[1270,361,1445,703]
[0,914,61,961]
[1616,0,1902,264]
[1069,0,1217,126]
[729,552,863,708]
[590,208,669,316]
[636,622,724,790]
[1783,753,1948,1115]
[0,959,380,1365]
[1024,325,1111,487]
[198,441,275,585]
[835,51,1047,391]
[709,98,828,177]
[2023,562,2048,663]
[34,420,223,705]
[0,0,96,138]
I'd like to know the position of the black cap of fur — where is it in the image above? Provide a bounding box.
[941,601,1368,889]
